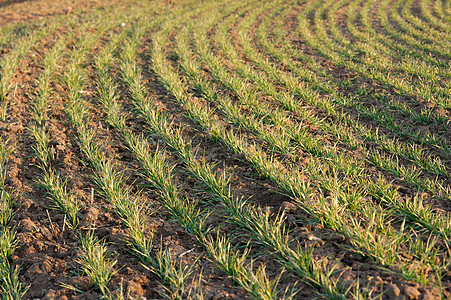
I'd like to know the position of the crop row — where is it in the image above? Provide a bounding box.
[0,0,449,298]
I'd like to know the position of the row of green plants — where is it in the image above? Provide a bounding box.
[94,20,206,298]
[227,0,450,208]
[145,2,448,291]
[239,0,450,171]
[299,0,450,109]
[29,37,81,229]
[159,0,446,288]
[182,0,450,243]
[106,8,297,299]
[0,6,122,122]
[208,0,449,193]
[258,0,449,132]
[61,3,278,298]
[4,5,146,298]
[0,29,45,121]
[257,0,450,142]
[1,0,449,298]
[58,7,176,297]
[27,7,132,298]
[0,23,29,53]
[239,0,450,197]
[419,0,450,30]
[127,18,345,298]
[383,0,451,57]
[0,138,27,299]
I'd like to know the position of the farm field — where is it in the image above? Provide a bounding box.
[0,0,450,298]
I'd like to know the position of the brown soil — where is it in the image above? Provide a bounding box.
[138,3,446,300]
[1,0,450,299]
[165,1,449,298]
[0,0,124,25]
[0,2,249,299]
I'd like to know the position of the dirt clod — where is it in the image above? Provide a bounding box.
[327,233,345,242]
[127,280,145,297]
[386,283,402,299]
[20,218,38,232]
[404,286,421,300]
[40,226,53,240]
[43,289,57,300]
[421,289,440,300]
[26,262,42,277]
[41,260,52,273]
[306,234,325,247]
[373,276,383,285]
[82,207,99,225]
[68,276,94,291]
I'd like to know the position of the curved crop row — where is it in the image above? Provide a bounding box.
[1,0,449,298]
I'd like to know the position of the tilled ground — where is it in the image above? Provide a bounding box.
[0,0,450,299]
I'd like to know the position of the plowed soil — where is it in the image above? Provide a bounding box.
[1,0,449,299]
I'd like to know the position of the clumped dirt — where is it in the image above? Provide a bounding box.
[1,0,450,299]
[0,0,128,25]
[0,2,250,299]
